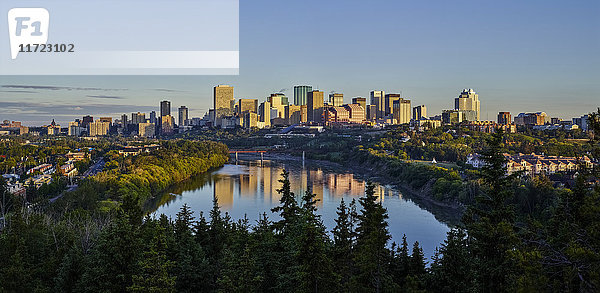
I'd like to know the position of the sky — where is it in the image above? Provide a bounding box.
[1,0,599,126]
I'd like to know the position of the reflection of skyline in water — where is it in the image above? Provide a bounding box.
[212,160,398,208]
[151,159,449,261]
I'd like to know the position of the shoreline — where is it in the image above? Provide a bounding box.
[232,152,464,226]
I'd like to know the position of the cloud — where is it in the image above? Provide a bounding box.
[86,95,124,99]
[0,90,38,94]
[1,85,127,91]
[153,88,186,93]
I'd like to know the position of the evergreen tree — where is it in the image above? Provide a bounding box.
[352,181,393,292]
[271,169,300,235]
[332,199,354,290]
[429,229,476,293]
[296,189,336,292]
[462,129,519,292]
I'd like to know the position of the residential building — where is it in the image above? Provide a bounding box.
[160,115,174,135]
[514,112,549,126]
[160,100,171,117]
[178,106,188,126]
[138,123,155,137]
[89,121,110,136]
[498,112,511,125]
[131,112,146,124]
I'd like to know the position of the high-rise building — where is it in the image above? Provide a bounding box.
[413,105,427,120]
[498,112,511,125]
[307,90,324,123]
[268,93,287,118]
[68,121,84,136]
[160,100,171,117]
[514,112,548,126]
[329,93,344,107]
[178,106,188,126]
[442,110,464,124]
[294,85,313,106]
[82,115,94,128]
[149,111,157,124]
[454,88,480,121]
[259,101,271,127]
[366,105,377,121]
[385,94,401,116]
[138,123,155,138]
[131,112,146,124]
[121,114,128,126]
[238,99,258,114]
[89,121,110,136]
[392,98,411,124]
[214,85,234,121]
[243,112,258,128]
[352,97,367,110]
[160,115,174,135]
[285,105,302,125]
[370,90,385,119]
[99,117,112,125]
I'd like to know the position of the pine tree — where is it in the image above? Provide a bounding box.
[462,129,519,292]
[332,199,354,290]
[271,169,300,235]
[296,189,336,292]
[429,228,475,293]
[352,181,393,292]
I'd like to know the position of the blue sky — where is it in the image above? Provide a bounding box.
[1,0,599,126]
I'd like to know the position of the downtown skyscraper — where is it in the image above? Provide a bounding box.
[294,85,312,106]
[213,85,234,121]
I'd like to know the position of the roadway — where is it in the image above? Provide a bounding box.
[49,157,105,203]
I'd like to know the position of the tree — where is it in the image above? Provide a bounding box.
[352,181,393,292]
[332,199,355,289]
[462,129,519,292]
[296,189,336,292]
[271,170,300,235]
[429,229,476,293]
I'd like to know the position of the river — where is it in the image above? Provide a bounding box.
[148,158,450,261]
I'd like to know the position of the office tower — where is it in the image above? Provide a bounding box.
[366,105,377,121]
[99,117,112,125]
[294,85,313,106]
[307,90,324,123]
[285,105,302,125]
[352,97,367,110]
[498,112,511,125]
[149,111,157,124]
[178,106,188,126]
[385,93,401,116]
[243,112,258,128]
[68,121,84,136]
[238,99,258,114]
[268,93,287,118]
[89,121,110,136]
[131,112,146,124]
[344,104,365,123]
[325,106,350,123]
[259,101,271,127]
[329,93,344,107]
[138,123,155,138]
[393,98,411,124]
[413,105,427,120]
[300,105,308,122]
[121,114,128,126]
[454,88,480,121]
[214,85,234,120]
[370,90,385,119]
[160,100,171,117]
[160,115,174,135]
[82,115,94,128]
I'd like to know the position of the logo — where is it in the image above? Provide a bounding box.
[7,8,49,59]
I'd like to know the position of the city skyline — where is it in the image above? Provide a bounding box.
[1,0,598,125]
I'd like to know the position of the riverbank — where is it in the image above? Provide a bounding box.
[233,152,464,225]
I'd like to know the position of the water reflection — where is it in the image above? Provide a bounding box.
[148,159,449,260]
